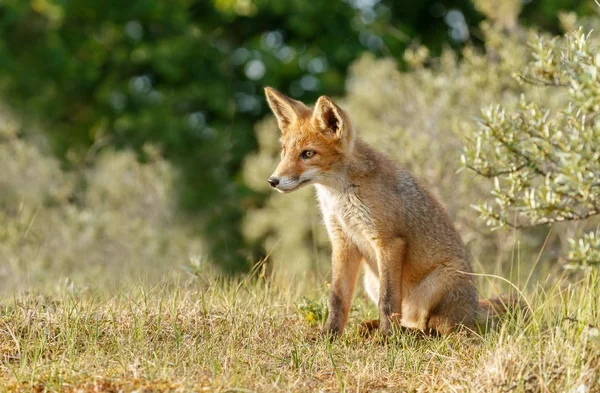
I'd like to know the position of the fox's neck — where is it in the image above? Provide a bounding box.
[315,137,379,193]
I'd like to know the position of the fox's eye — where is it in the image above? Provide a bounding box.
[300,150,316,159]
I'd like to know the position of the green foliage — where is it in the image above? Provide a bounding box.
[0,0,253,272]
[297,296,327,326]
[463,23,600,269]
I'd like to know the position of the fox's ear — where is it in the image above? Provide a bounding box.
[312,96,347,139]
[264,87,307,132]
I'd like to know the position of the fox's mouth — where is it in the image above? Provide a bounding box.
[276,178,311,193]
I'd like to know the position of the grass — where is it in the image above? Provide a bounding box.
[0,267,599,392]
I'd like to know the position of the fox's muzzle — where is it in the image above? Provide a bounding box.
[267,174,310,193]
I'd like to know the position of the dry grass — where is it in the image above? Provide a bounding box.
[1,268,598,393]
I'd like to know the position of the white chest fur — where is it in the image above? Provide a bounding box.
[315,185,377,265]
[315,187,425,330]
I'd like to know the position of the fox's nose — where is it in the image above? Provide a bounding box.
[268,177,280,188]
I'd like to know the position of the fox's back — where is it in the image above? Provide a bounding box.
[316,138,470,272]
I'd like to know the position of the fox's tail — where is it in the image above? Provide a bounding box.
[477,295,527,329]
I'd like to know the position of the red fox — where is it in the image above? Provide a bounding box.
[264,86,516,336]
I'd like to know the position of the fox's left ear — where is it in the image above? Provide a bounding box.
[312,96,355,146]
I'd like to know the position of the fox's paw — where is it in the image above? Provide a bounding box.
[305,328,337,343]
[358,319,380,337]
[319,322,343,341]
[378,313,402,337]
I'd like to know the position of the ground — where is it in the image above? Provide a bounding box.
[0,269,599,393]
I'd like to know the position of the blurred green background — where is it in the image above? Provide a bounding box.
[0,0,596,280]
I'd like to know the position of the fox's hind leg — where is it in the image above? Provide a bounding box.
[358,319,380,336]
[359,266,381,336]
[363,265,380,305]
[425,279,478,335]
[359,319,437,339]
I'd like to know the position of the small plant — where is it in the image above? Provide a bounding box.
[297,296,328,326]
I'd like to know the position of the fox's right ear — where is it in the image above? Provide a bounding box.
[264,87,307,132]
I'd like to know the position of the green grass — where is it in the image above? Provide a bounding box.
[1,269,598,392]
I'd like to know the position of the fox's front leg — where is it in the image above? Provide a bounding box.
[375,237,406,335]
[321,226,362,337]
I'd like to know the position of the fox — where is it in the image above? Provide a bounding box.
[264,86,517,337]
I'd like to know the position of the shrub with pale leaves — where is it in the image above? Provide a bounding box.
[463,26,600,269]
[0,116,204,291]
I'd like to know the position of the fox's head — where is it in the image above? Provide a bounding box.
[264,87,356,193]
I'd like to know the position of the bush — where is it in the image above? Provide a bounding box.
[0,115,203,292]
[463,25,600,269]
